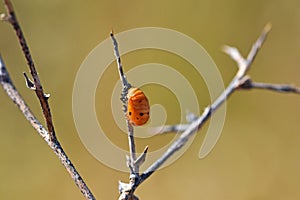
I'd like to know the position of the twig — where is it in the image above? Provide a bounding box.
[150,124,190,134]
[111,31,152,200]
[110,31,131,89]
[1,0,55,141]
[0,56,95,199]
[149,112,197,134]
[1,1,95,199]
[155,24,299,135]
[139,23,272,184]
[111,31,140,200]
[110,31,139,174]
[239,76,300,94]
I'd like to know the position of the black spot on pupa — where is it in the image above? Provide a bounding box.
[139,113,144,116]
[129,111,132,116]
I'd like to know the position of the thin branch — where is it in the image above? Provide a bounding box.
[110,31,131,89]
[112,31,153,200]
[139,23,272,185]
[1,1,95,199]
[140,107,212,182]
[245,23,272,72]
[149,112,198,134]
[154,25,296,135]
[239,76,300,94]
[150,124,190,134]
[110,31,138,174]
[250,82,300,93]
[153,79,300,136]
[0,56,95,199]
[1,0,55,141]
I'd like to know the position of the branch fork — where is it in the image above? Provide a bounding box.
[2,1,299,199]
[111,23,300,200]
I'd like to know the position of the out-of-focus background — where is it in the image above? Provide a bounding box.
[0,1,300,199]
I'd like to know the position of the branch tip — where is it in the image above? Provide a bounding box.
[222,45,246,69]
[263,23,272,34]
[110,29,114,37]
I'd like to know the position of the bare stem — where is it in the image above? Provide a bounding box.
[0,56,96,199]
[1,1,95,199]
[110,31,138,174]
[110,31,131,89]
[239,76,300,94]
[2,0,56,141]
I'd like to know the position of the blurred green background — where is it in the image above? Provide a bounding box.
[1,0,300,199]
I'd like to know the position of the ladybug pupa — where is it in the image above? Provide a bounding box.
[127,87,150,126]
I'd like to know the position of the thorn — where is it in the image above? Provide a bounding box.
[44,93,51,99]
[134,145,149,167]
[23,72,36,90]
[0,13,9,21]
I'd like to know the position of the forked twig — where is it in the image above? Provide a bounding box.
[111,31,152,200]
[0,1,95,199]
[154,24,300,135]
[111,24,275,198]
[140,24,274,185]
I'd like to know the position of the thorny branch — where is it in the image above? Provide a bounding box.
[0,1,95,199]
[1,0,55,141]
[111,31,151,200]
[2,2,299,200]
[112,23,299,199]
[110,31,138,176]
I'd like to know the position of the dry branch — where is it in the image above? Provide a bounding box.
[110,31,138,174]
[111,31,149,200]
[2,0,55,141]
[113,23,299,199]
[239,76,300,94]
[2,2,299,200]
[0,1,95,199]
[140,24,273,184]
